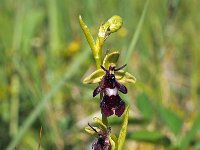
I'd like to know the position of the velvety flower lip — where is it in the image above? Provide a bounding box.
[100,95,125,117]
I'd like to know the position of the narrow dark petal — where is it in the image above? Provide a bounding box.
[115,81,127,94]
[115,100,125,117]
[93,85,102,97]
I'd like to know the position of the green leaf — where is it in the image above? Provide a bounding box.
[158,106,183,135]
[79,15,96,53]
[115,70,136,84]
[103,51,119,69]
[179,113,200,150]
[127,130,171,146]
[82,69,104,84]
[110,133,118,149]
[79,15,102,67]
[118,106,129,150]
[109,117,147,126]
[136,93,153,120]
[194,142,200,150]
[109,136,116,150]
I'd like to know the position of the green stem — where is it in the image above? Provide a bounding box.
[95,35,107,126]
[95,37,104,68]
[10,75,20,138]
[94,29,107,126]
[102,114,108,126]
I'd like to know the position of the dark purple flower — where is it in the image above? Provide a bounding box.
[100,95,125,117]
[88,123,111,150]
[92,133,110,150]
[93,65,127,117]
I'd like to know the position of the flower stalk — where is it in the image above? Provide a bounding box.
[79,15,136,150]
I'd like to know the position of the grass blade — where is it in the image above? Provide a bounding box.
[179,113,200,150]
[125,0,150,63]
[127,130,171,146]
[38,126,42,150]
[158,105,183,135]
[136,93,153,120]
[47,0,62,51]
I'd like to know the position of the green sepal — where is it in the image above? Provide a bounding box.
[103,51,119,69]
[82,68,136,84]
[117,105,129,150]
[94,117,107,132]
[115,70,136,84]
[82,69,104,84]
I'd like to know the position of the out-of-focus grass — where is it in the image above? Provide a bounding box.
[0,0,200,149]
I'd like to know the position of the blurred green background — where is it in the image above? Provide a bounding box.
[0,0,200,149]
